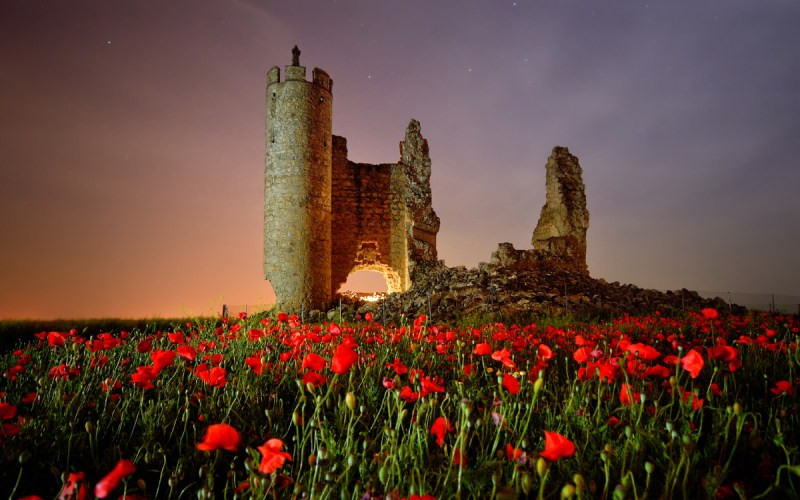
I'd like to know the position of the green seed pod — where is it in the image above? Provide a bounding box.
[537,457,548,478]
[521,472,534,495]
[378,465,388,484]
[573,474,586,494]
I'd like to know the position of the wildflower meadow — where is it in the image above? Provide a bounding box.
[1,308,799,498]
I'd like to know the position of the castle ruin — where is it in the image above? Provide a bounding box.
[263,47,440,311]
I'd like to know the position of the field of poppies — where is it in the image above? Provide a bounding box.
[1,308,799,499]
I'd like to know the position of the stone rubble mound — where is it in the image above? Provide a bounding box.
[346,242,735,323]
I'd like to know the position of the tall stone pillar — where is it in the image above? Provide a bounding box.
[264,49,333,310]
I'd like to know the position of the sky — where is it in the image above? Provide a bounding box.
[1,0,799,319]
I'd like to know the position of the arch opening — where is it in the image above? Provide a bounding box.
[337,267,400,302]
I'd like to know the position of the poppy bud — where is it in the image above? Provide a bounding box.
[534,377,544,394]
[138,479,147,491]
[378,465,388,483]
[345,391,356,411]
[85,421,94,434]
[537,457,548,477]
[561,484,576,499]
[521,472,534,494]
[733,402,742,415]
[645,461,655,475]
[573,474,586,494]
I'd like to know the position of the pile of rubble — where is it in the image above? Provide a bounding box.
[346,243,736,324]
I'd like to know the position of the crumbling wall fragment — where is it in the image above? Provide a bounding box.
[532,146,589,273]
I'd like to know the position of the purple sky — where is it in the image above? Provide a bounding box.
[2,1,799,319]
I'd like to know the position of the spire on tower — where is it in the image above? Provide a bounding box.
[291,45,301,66]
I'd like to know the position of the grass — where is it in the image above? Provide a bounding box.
[0,309,798,498]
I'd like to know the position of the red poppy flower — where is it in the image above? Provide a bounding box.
[619,383,641,407]
[364,312,373,322]
[540,431,575,461]
[94,459,136,498]
[771,380,794,396]
[420,376,445,396]
[197,423,242,452]
[491,349,517,369]
[59,471,88,500]
[680,349,704,379]
[277,312,289,323]
[0,403,16,421]
[399,385,419,403]
[136,339,152,353]
[195,364,227,388]
[130,366,157,389]
[167,332,185,344]
[302,371,327,389]
[386,357,409,375]
[301,352,327,372]
[706,345,741,372]
[644,365,671,378]
[331,343,358,374]
[430,417,453,447]
[473,343,492,356]
[47,331,67,347]
[701,308,719,320]
[502,373,520,395]
[151,350,176,373]
[682,390,704,410]
[245,355,266,375]
[382,376,396,389]
[573,347,592,363]
[626,343,661,362]
[257,438,292,474]
[505,443,523,461]
[177,345,197,361]
[453,448,466,467]
[538,344,554,361]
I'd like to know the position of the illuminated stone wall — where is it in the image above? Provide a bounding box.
[264,51,439,311]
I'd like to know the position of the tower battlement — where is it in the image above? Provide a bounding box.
[263,47,439,311]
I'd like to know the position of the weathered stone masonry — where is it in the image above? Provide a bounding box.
[264,48,440,310]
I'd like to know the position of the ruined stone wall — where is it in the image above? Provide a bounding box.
[532,146,589,273]
[263,64,333,310]
[330,136,407,295]
[399,120,440,278]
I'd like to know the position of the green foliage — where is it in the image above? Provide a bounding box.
[0,311,799,498]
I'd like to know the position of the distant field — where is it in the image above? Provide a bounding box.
[0,317,208,352]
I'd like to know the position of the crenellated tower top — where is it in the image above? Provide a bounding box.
[266,46,333,93]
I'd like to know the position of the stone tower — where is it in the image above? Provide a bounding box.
[264,48,439,311]
[264,47,333,310]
